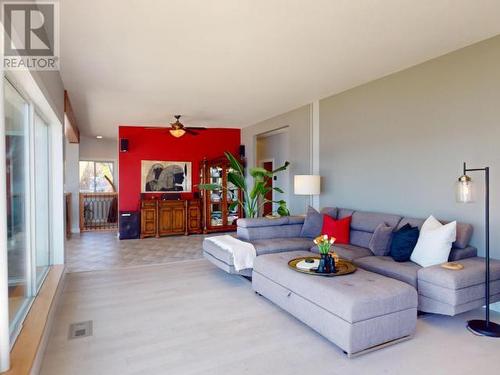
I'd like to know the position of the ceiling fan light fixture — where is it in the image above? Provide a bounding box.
[170,128,186,138]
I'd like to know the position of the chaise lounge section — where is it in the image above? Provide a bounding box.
[203,216,311,276]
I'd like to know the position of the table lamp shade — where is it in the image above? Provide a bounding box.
[294,175,321,195]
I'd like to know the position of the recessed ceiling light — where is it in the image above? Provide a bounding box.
[96,135,103,139]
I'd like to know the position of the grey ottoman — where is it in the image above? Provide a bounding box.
[252,251,418,356]
[417,257,500,315]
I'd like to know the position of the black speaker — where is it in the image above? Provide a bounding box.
[119,211,139,239]
[239,144,245,158]
[120,138,129,152]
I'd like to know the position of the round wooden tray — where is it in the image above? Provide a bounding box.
[288,256,357,277]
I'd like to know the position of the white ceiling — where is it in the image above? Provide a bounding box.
[60,0,500,139]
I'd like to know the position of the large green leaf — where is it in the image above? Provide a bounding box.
[277,200,290,216]
[277,206,290,216]
[249,167,268,178]
[249,181,265,199]
[224,151,244,176]
[227,171,246,190]
[262,186,271,195]
[271,161,290,174]
[268,199,287,206]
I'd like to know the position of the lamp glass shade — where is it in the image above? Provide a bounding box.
[294,175,321,195]
[170,129,186,138]
[456,175,473,203]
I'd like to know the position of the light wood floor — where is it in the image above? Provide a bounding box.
[40,259,500,375]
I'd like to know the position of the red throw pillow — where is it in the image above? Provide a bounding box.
[321,215,352,244]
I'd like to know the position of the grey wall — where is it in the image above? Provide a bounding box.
[256,130,290,213]
[319,35,500,259]
[242,105,311,215]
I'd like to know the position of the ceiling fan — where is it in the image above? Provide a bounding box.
[146,115,207,138]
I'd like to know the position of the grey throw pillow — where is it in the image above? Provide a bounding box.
[369,223,394,256]
[320,206,338,219]
[300,206,323,238]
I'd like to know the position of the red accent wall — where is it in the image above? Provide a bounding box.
[118,126,241,211]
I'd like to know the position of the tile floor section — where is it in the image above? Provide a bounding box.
[65,231,225,273]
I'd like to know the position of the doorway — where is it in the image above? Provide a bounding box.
[256,127,290,217]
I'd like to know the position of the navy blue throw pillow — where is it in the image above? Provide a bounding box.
[390,224,420,262]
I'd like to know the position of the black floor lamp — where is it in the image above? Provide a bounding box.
[457,162,500,337]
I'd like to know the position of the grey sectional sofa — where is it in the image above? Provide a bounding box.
[204,207,500,316]
[203,207,500,355]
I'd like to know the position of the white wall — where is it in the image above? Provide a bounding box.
[79,135,118,189]
[79,135,118,161]
[30,71,65,124]
[256,130,290,213]
[64,138,80,233]
[242,105,311,215]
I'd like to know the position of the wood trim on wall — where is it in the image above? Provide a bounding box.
[64,91,79,144]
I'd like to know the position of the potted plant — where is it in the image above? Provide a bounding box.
[199,151,290,218]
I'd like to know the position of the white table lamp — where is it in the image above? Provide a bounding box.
[294,175,321,213]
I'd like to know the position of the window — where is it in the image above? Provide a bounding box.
[79,161,114,192]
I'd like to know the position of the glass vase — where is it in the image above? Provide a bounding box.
[317,254,327,273]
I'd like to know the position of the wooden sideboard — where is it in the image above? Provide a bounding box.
[140,199,202,238]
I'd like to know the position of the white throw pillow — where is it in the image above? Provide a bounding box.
[410,215,457,267]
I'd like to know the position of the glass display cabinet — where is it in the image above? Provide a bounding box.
[200,157,243,233]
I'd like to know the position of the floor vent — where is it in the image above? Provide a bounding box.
[68,321,93,339]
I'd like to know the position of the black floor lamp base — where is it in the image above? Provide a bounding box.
[467,319,500,337]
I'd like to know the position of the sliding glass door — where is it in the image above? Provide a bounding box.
[33,113,51,288]
[5,80,31,338]
[4,78,53,342]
